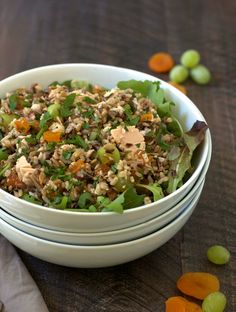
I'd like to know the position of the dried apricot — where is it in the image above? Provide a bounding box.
[148,52,174,73]
[165,296,202,312]
[177,272,220,300]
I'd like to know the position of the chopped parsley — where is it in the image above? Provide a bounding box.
[83,96,96,104]
[9,94,17,111]
[65,135,88,150]
[62,150,73,160]
[60,93,76,118]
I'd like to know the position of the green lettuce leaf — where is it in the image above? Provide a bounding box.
[167,121,208,193]
[137,183,164,202]
[123,187,145,209]
[167,146,192,193]
[102,193,125,214]
[101,186,145,213]
[117,80,160,97]
[183,120,208,153]
[168,145,181,161]
[167,117,183,137]
[78,192,93,209]
[21,194,42,205]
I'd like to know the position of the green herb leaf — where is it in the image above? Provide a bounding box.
[36,126,47,140]
[130,116,140,126]
[65,135,88,150]
[124,104,140,126]
[78,192,93,209]
[117,80,160,97]
[111,164,118,173]
[71,80,92,90]
[167,117,183,137]
[157,101,175,117]
[21,194,41,205]
[49,81,60,86]
[0,113,19,128]
[89,131,98,141]
[151,88,164,105]
[55,196,68,209]
[97,196,111,206]
[82,123,90,129]
[40,112,53,128]
[0,148,9,160]
[60,93,76,118]
[42,163,67,180]
[102,193,125,214]
[83,96,96,104]
[62,80,72,88]
[124,104,133,119]
[123,187,145,209]
[62,150,73,160]
[25,137,38,145]
[9,94,17,111]
[46,142,56,151]
[88,205,97,212]
[81,107,95,119]
[137,184,164,202]
[0,163,11,177]
[156,129,170,151]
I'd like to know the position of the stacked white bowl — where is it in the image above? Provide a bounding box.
[0,64,212,268]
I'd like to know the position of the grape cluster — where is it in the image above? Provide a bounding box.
[169,49,211,85]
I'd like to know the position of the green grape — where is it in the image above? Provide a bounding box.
[169,65,189,83]
[97,144,120,164]
[190,65,211,85]
[207,245,230,265]
[48,103,61,118]
[181,49,200,68]
[0,113,18,127]
[202,292,227,312]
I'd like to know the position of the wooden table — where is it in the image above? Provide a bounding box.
[0,1,235,311]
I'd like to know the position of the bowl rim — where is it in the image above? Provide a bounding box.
[0,63,211,216]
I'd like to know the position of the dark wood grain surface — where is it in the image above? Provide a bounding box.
[0,0,235,311]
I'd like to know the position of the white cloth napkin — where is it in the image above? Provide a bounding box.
[0,235,49,312]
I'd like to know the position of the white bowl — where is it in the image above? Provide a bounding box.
[0,179,205,245]
[0,144,210,245]
[0,189,201,268]
[0,64,211,232]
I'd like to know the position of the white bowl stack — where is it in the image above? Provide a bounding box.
[0,64,212,268]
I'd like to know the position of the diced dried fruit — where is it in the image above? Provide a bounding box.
[43,130,62,142]
[14,118,30,133]
[140,113,154,122]
[148,52,174,73]
[165,296,186,312]
[165,296,202,312]
[69,160,85,173]
[177,272,220,300]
